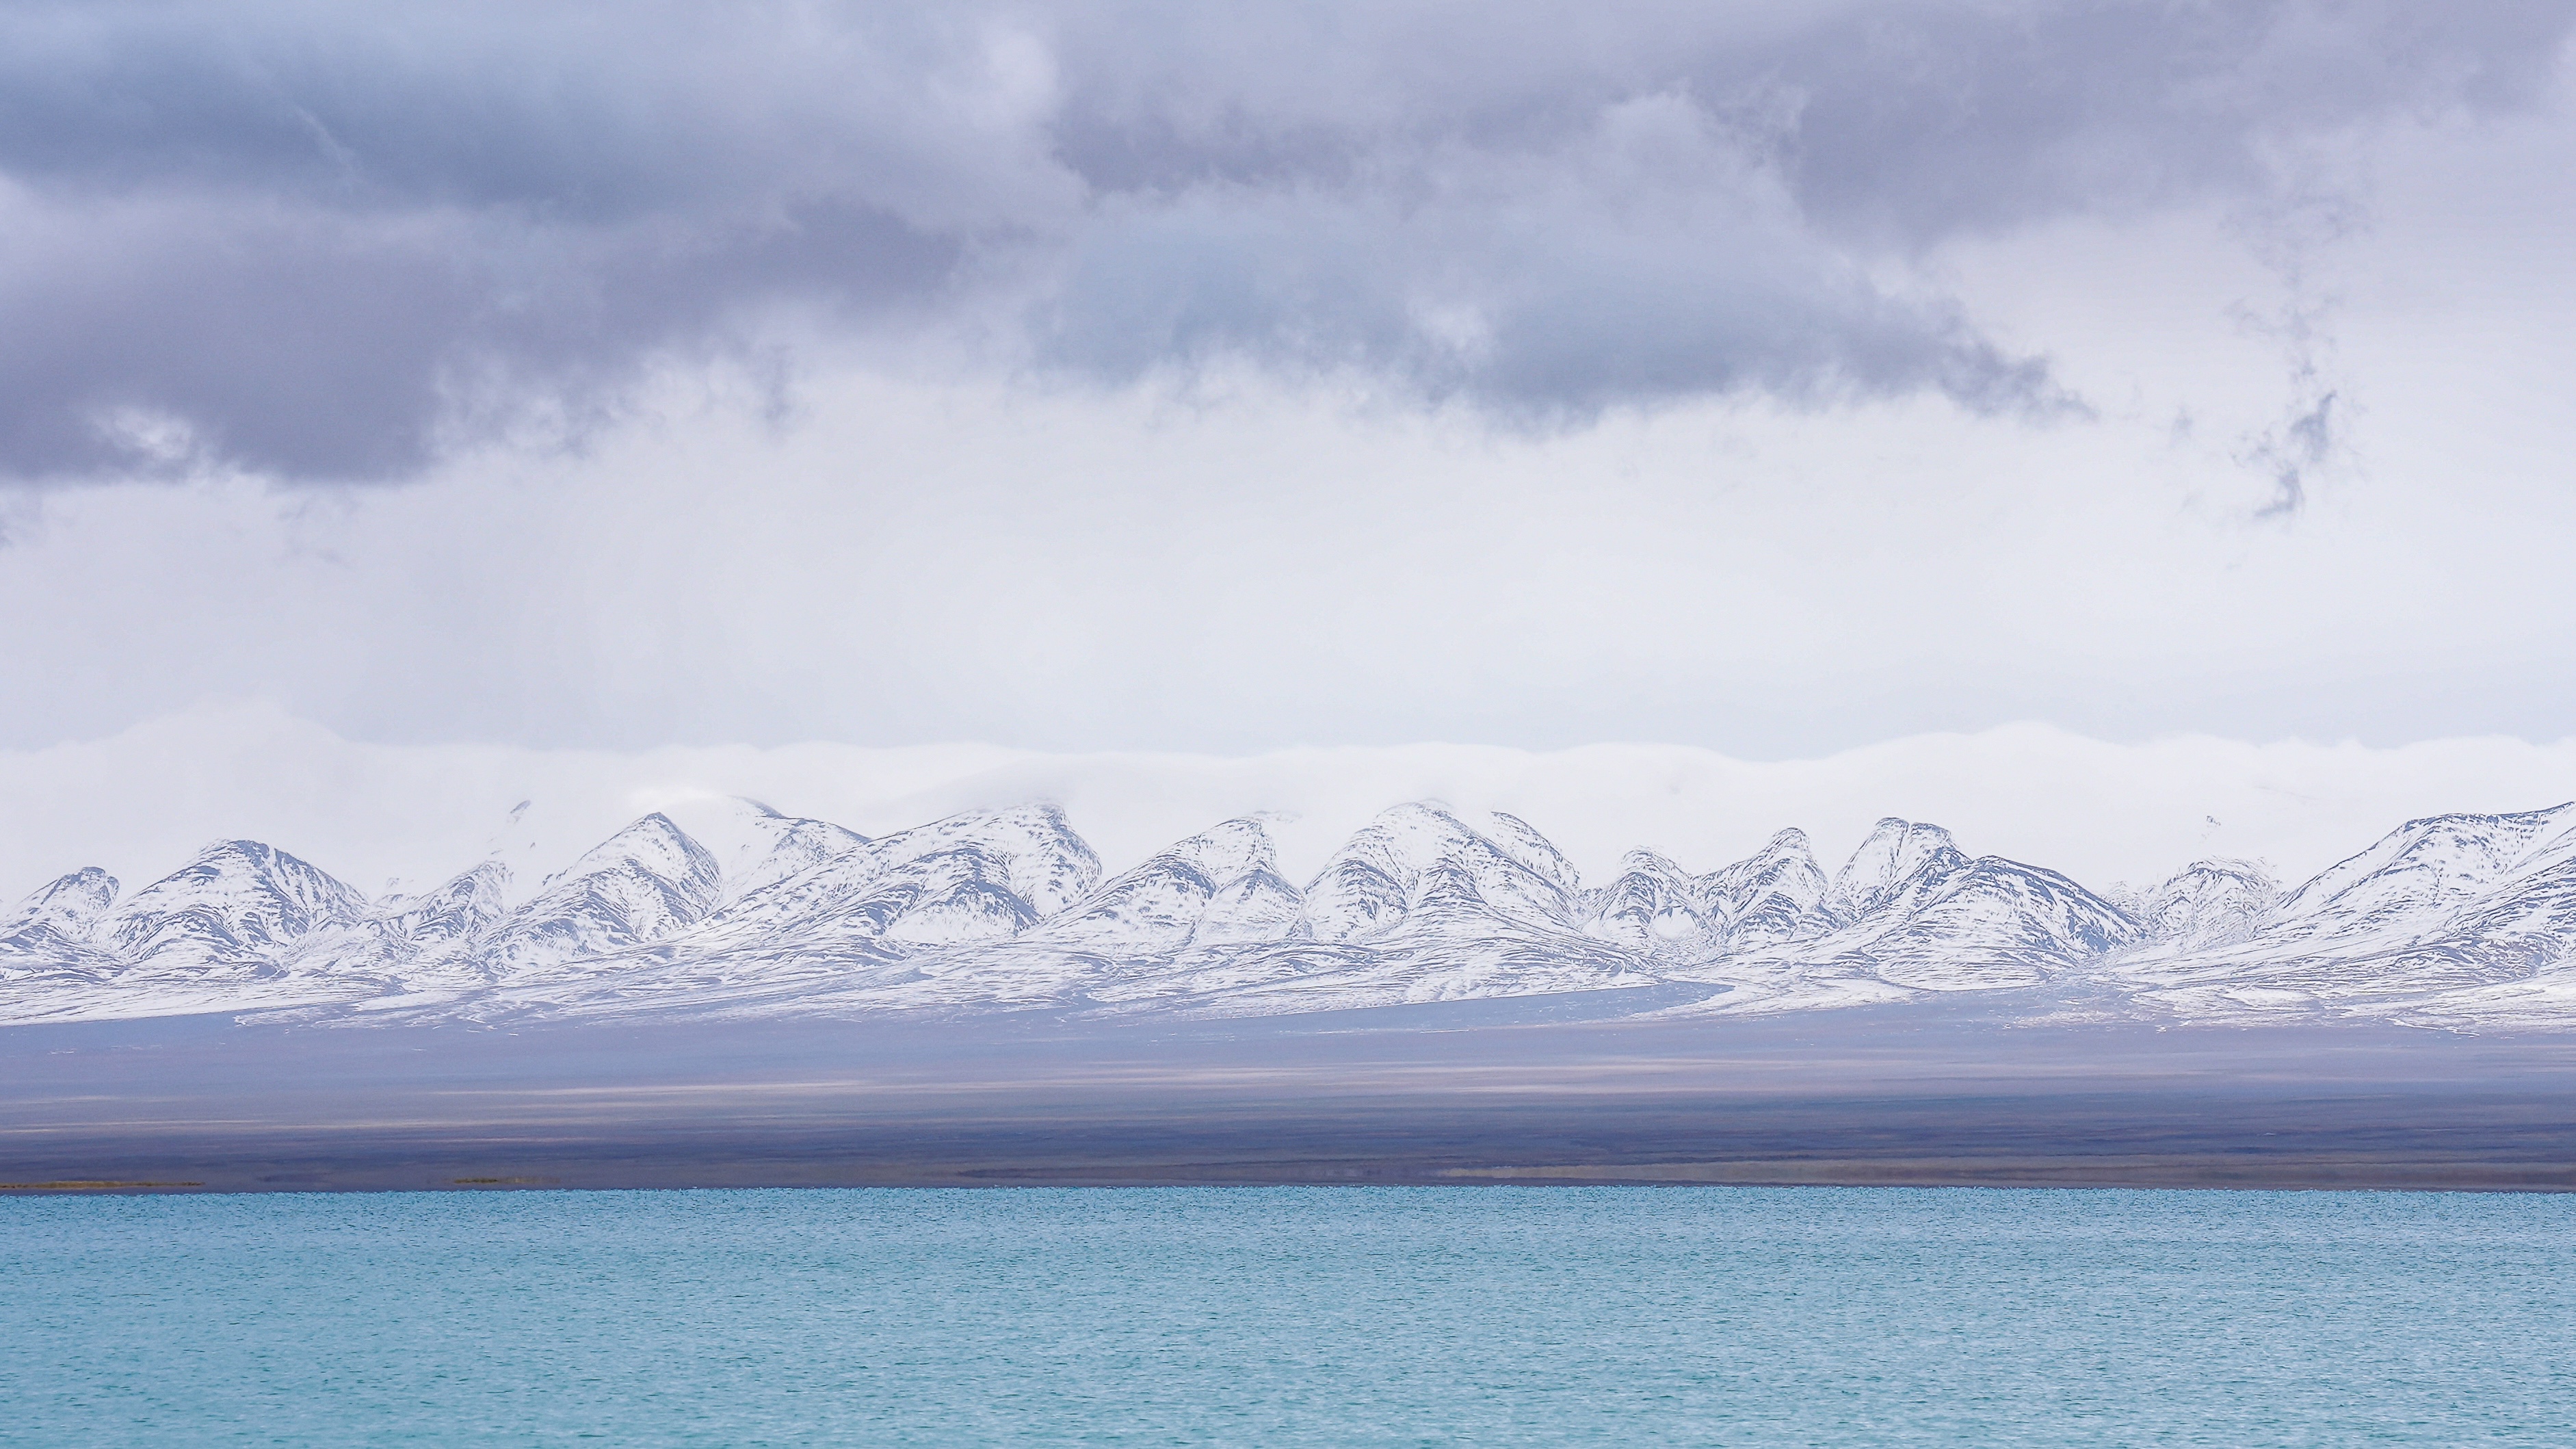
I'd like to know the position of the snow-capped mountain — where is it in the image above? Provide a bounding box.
[391,803,1115,1023]
[1658,818,2143,1010]
[2119,860,2278,948]
[1826,818,1967,921]
[101,840,369,976]
[2107,804,2576,1020]
[1571,828,1839,965]
[1698,829,1835,948]
[0,867,118,979]
[2,794,2571,1031]
[709,805,871,904]
[1033,818,1297,954]
[378,862,514,950]
[1583,850,1716,956]
[687,802,1101,957]
[1090,804,1648,1017]
[475,814,724,980]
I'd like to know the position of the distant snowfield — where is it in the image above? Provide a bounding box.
[2,706,2573,1033]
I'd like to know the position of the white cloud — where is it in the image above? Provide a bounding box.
[1,335,2569,759]
[4,702,2571,909]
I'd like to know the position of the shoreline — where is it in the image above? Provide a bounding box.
[13,1095,2576,1196]
[9,1005,2575,1196]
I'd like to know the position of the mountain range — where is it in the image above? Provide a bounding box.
[3,798,2572,1031]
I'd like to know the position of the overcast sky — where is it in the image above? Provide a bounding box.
[3,0,2573,777]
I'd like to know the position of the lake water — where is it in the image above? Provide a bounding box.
[5,1186,2571,1445]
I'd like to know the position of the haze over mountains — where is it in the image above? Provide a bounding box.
[5,795,2573,1033]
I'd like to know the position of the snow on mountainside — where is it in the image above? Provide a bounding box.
[1,794,2572,1030]
[411,804,1112,1023]
[1653,819,2142,1011]
[1570,829,1839,963]
[1700,829,1835,947]
[1845,855,2140,989]
[1583,850,1716,957]
[475,815,724,980]
[690,802,1101,956]
[1483,811,1582,893]
[724,812,869,902]
[2107,804,2576,1019]
[2270,805,2575,940]
[378,863,514,948]
[1826,819,1968,921]
[0,867,119,980]
[1302,802,1573,943]
[2120,860,2279,948]
[1034,819,1293,954]
[0,843,397,1020]
[103,840,369,974]
[1088,805,1647,1017]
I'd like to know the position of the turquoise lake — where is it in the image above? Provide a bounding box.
[5,1186,2571,1445]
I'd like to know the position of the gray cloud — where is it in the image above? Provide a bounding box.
[1039,89,2071,419]
[1,0,2567,482]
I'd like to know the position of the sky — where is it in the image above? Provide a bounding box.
[3,1,2575,891]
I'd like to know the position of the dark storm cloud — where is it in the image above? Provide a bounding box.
[0,0,2566,482]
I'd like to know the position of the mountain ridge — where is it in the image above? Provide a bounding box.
[3,796,2571,1031]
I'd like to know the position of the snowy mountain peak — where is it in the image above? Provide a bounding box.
[2129,859,2279,948]
[1700,829,1833,946]
[544,814,721,896]
[726,813,871,903]
[666,802,1105,962]
[865,802,1102,919]
[1827,819,1966,921]
[102,840,369,970]
[376,861,512,944]
[1032,819,1287,954]
[874,855,1044,947]
[1839,855,2140,991]
[1759,826,1813,856]
[4,866,118,940]
[1,867,120,970]
[1583,850,1713,954]
[1330,802,1487,881]
[2267,802,2576,939]
[654,796,871,903]
[1191,865,1305,948]
[474,815,724,979]
[1159,817,1278,883]
[1303,802,1575,941]
[1485,811,1581,892]
[1614,847,1693,880]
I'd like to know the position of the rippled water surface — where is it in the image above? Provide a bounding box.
[6,1186,2572,1445]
